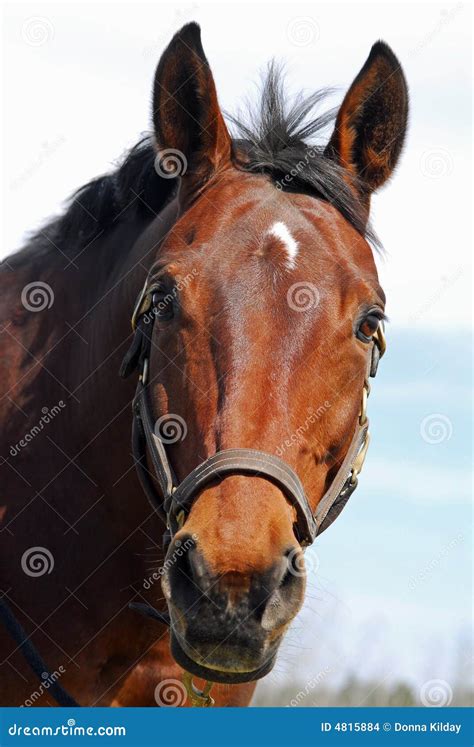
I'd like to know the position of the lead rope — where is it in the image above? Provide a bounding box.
[0,596,80,707]
[0,590,211,708]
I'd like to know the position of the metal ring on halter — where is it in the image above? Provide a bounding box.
[359,381,370,425]
[373,324,386,356]
[182,672,215,707]
[349,430,371,486]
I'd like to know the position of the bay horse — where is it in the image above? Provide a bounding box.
[0,23,407,706]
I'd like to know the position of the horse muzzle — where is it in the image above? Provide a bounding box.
[161,536,306,683]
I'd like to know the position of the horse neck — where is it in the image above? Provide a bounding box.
[7,202,176,482]
[38,193,180,400]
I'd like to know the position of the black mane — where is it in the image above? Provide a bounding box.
[230,64,379,248]
[4,138,175,269]
[5,66,379,269]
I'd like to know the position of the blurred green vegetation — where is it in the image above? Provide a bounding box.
[252,675,473,707]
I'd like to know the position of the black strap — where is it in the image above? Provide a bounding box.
[134,385,176,503]
[169,447,317,544]
[131,414,168,524]
[128,602,170,626]
[317,476,357,534]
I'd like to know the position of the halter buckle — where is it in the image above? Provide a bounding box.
[182,672,215,707]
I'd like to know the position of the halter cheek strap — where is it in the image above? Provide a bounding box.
[120,284,385,547]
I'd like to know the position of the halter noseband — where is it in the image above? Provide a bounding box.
[120,280,386,548]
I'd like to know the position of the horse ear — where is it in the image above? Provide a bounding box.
[152,23,232,191]
[326,41,408,197]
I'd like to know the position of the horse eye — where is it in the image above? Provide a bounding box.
[357,314,381,343]
[151,289,174,320]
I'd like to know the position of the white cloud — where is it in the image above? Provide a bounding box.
[375,380,470,405]
[364,456,471,505]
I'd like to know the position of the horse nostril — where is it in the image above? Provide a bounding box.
[260,547,306,631]
[165,535,209,610]
[165,537,305,634]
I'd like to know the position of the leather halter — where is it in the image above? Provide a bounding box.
[120,281,386,548]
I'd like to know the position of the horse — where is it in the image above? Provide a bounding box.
[0,23,408,707]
